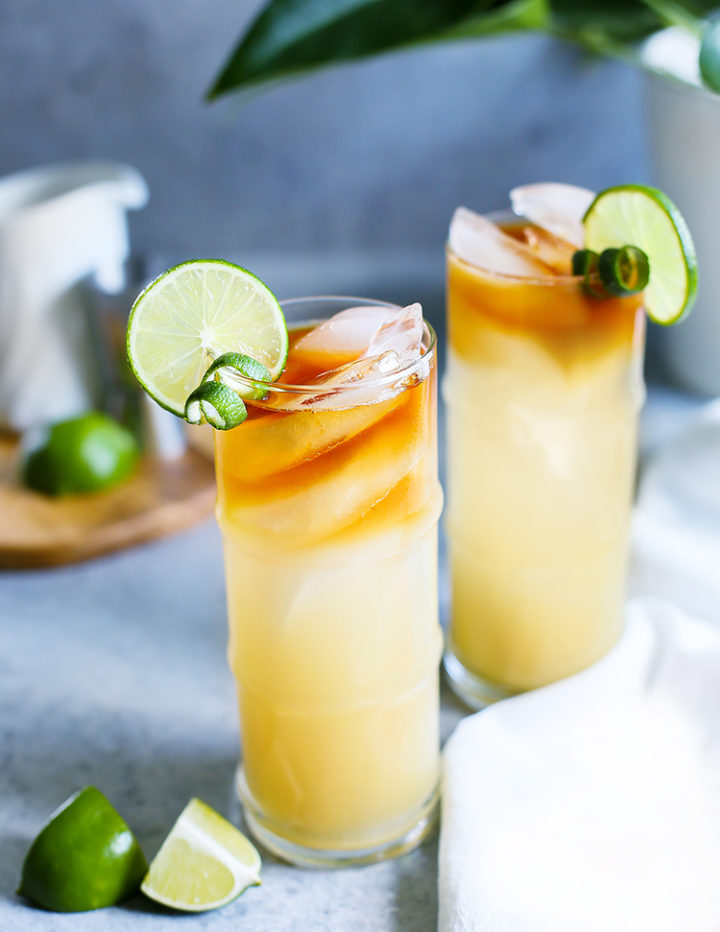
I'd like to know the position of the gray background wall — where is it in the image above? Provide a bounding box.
[1,0,649,306]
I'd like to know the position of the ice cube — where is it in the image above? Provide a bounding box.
[292,305,392,359]
[449,207,553,278]
[277,350,402,411]
[367,302,423,363]
[509,183,595,248]
[514,224,578,274]
[279,304,427,412]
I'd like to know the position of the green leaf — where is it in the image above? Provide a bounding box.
[207,0,720,100]
[208,0,551,99]
[700,13,720,91]
[549,1,654,39]
[431,0,548,41]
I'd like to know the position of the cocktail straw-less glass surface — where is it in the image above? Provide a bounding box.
[443,213,646,707]
[214,297,442,867]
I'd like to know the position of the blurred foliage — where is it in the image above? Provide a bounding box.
[208,0,720,99]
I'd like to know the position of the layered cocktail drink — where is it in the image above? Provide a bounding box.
[444,204,646,706]
[214,298,442,866]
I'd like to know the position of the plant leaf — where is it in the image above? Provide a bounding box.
[437,0,549,40]
[207,0,720,100]
[208,0,551,99]
[549,0,660,41]
[700,13,720,90]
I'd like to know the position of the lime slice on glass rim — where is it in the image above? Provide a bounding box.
[126,260,288,422]
[141,798,261,913]
[583,185,697,325]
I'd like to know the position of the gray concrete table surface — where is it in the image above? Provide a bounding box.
[0,488,464,932]
[0,385,704,931]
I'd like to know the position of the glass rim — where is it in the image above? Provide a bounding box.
[446,208,585,286]
[221,294,437,397]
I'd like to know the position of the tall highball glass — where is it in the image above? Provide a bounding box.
[215,297,442,867]
[444,213,646,707]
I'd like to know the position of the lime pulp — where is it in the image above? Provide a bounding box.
[140,798,261,913]
[126,259,288,417]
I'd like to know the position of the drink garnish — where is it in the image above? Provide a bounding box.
[126,259,287,428]
[581,185,697,325]
[200,351,271,400]
[571,248,599,279]
[184,352,272,430]
[184,380,249,430]
[572,245,650,298]
[598,246,650,296]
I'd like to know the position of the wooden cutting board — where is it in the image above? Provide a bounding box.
[0,433,216,568]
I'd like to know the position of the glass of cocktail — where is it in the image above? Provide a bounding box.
[214,297,442,866]
[443,195,646,707]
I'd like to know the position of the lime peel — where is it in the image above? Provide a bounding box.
[185,381,248,430]
[18,786,147,913]
[202,351,272,402]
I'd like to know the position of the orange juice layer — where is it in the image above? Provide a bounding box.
[445,240,645,692]
[216,329,442,850]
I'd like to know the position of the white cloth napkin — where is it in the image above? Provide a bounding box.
[631,399,720,623]
[440,400,720,932]
[439,600,720,932]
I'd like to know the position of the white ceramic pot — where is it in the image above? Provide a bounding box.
[645,72,720,396]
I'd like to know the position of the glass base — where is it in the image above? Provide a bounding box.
[235,767,439,869]
[443,650,522,709]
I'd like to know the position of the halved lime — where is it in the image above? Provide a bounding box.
[18,786,147,912]
[127,260,288,415]
[140,799,261,913]
[583,185,697,325]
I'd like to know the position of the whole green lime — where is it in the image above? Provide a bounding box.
[18,786,148,912]
[22,412,138,496]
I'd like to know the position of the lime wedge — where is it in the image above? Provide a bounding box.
[127,260,287,416]
[18,786,147,912]
[583,185,697,325]
[140,799,261,913]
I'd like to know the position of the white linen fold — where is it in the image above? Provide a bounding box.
[631,399,720,622]
[440,600,720,932]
